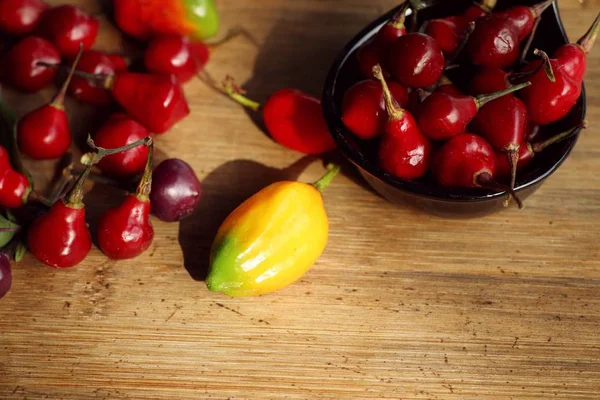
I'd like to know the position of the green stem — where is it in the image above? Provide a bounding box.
[577,12,600,54]
[373,64,404,121]
[389,1,410,29]
[222,76,261,112]
[65,163,93,208]
[36,61,114,90]
[474,81,531,109]
[52,44,83,107]
[531,0,553,18]
[532,49,556,83]
[312,164,341,193]
[136,140,154,202]
[66,136,152,208]
[532,120,587,153]
[476,172,523,209]
[81,135,152,165]
[513,47,554,83]
[519,15,541,64]
[446,21,475,65]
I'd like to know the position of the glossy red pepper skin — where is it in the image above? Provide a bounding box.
[17,104,71,160]
[263,89,336,155]
[388,33,445,88]
[341,79,409,140]
[432,134,496,188]
[554,44,587,83]
[469,67,510,95]
[417,93,478,141]
[0,146,30,208]
[425,16,466,55]
[144,35,209,83]
[378,113,431,180]
[27,201,92,268]
[110,72,190,134]
[39,5,98,58]
[467,14,520,69]
[472,95,528,152]
[94,114,151,178]
[0,0,47,36]
[4,36,60,92]
[69,50,126,106]
[97,195,154,260]
[518,59,581,125]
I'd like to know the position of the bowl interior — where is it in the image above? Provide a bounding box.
[322,0,586,203]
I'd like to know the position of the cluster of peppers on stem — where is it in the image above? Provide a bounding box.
[27,136,153,269]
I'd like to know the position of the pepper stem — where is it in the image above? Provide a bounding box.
[80,135,152,166]
[51,44,83,108]
[446,21,476,65]
[531,0,553,18]
[506,146,520,207]
[222,76,261,112]
[577,12,600,54]
[474,81,531,109]
[512,48,555,84]
[65,162,93,208]
[388,1,410,30]
[373,64,404,121]
[532,120,587,153]
[65,136,153,208]
[480,0,497,13]
[135,140,154,202]
[36,61,115,90]
[312,164,341,193]
[408,0,422,33]
[532,49,556,83]
[519,16,541,64]
[476,171,523,209]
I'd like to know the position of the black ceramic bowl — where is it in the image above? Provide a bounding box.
[322,0,586,218]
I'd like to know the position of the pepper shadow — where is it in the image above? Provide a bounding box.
[224,5,384,195]
[178,155,317,281]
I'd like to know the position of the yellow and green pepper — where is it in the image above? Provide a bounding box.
[206,165,340,297]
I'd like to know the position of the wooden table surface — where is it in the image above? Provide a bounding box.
[1,0,600,399]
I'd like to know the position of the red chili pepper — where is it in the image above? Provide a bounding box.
[27,165,93,268]
[28,136,152,268]
[69,50,128,106]
[17,48,84,160]
[0,0,47,36]
[38,4,99,59]
[94,113,151,178]
[144,35,209,83]
[222,77,336,155]
[107,72,190,134]
[97,143,154,260]
[3,36,60,93]
[0,145,30,208]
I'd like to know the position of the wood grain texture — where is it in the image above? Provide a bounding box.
[1,0,600,399]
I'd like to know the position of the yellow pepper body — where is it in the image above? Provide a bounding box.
[206,166,339,297]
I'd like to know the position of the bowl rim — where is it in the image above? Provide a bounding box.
[321,1,587,203]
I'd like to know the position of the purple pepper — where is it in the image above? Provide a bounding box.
[0,253,12,299]
[150,158,201,222]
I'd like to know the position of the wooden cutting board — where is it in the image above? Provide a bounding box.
[1,0,600,399]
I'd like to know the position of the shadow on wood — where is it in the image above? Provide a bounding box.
[178,155,317,281]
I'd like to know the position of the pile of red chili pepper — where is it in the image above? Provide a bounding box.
[0,0,219,298]
[339,0,597,208]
